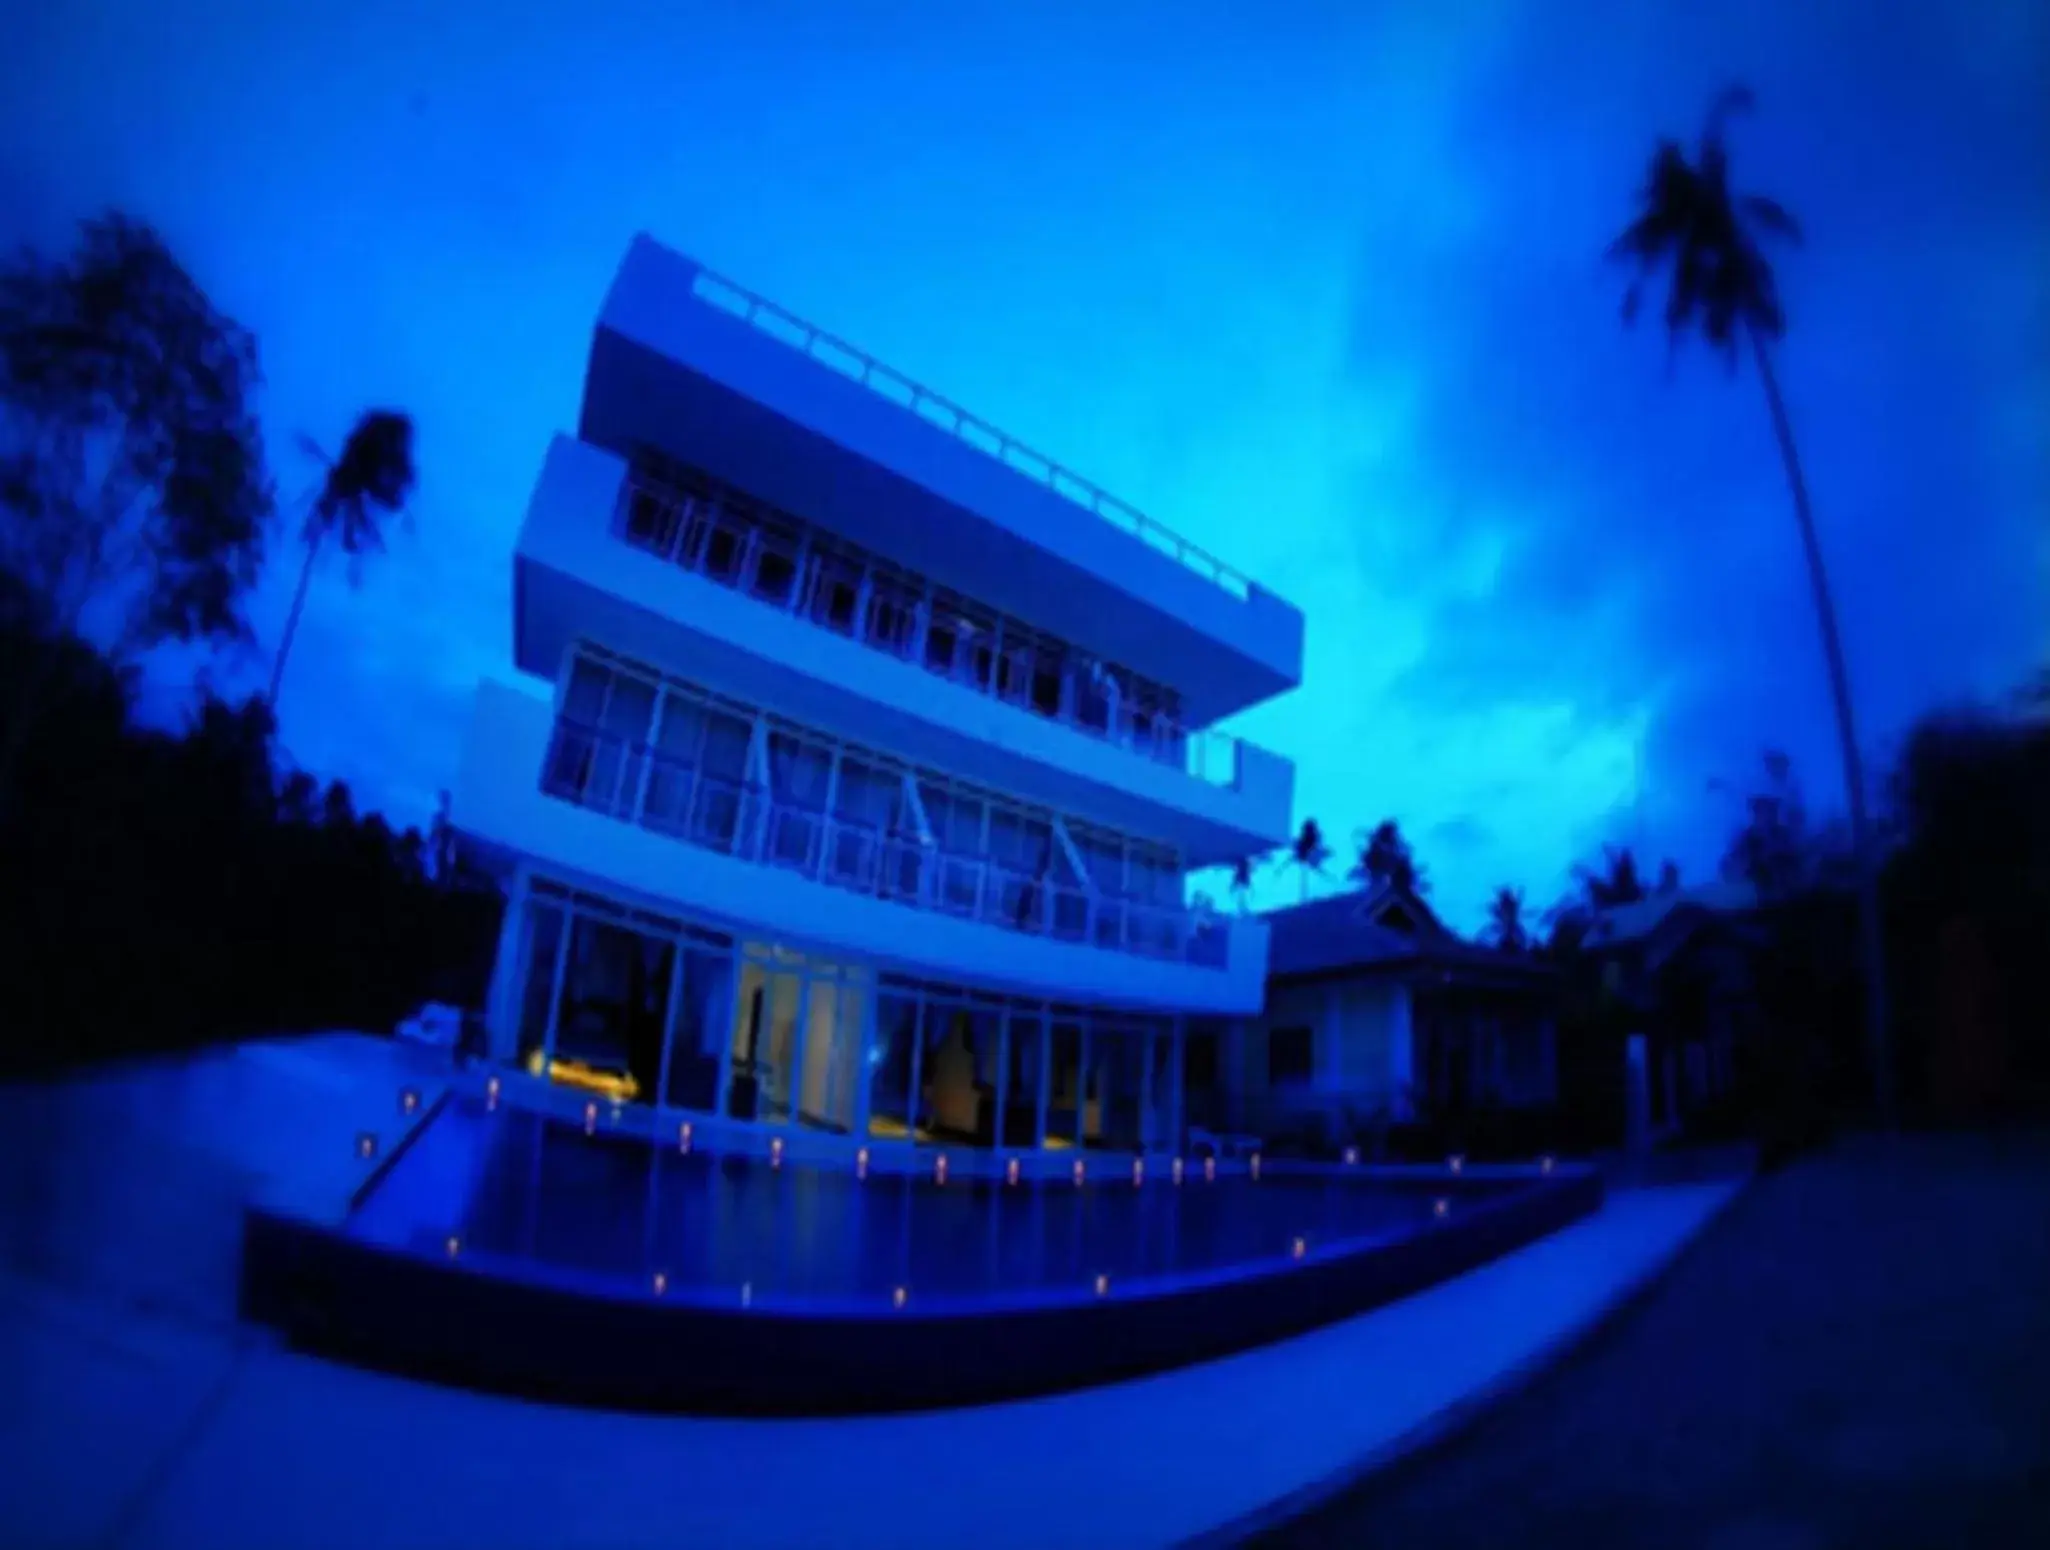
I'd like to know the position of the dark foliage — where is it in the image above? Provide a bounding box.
[0,611,501,1081]
[1349,818,1428,895]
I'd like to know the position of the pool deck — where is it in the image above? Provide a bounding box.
[0,1036,1741,1549]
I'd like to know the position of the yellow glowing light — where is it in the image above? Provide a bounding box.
[1203,1156,1217,1183]
[1250,1153,1262,1181]
[856,1147,870,1180]
[485,1076,501,1110]
[1541,1155,1555,1175]
[1172,1157,1185,1185]
[583,1102,598,1135]
[892,1286,908,1309]
[1449,1154,1465,1175]
[1005,1157,1020,1186]
[1073,1158,1086,1186]
[356,1133,376,1160]
[652,1271,668,1296]
[1292,1236,1306,1259]
[1343,1146,1359,1166]
[1131,1157,1145,1186]
[771,1136,784,1169]
[740,1281,753,1308]
[934,1153,948,1185]
[1434,1198,1449,1219]
[544,1058,639,1103]
[445,1234,461,1258]
[400,1088,419,1116]
[1094,1273,1110,1298]
[678,1122,693,1154]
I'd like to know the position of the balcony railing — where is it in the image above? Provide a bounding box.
[684,265,1255,602]
[542,721,1232,969]
[616,475,1248,788]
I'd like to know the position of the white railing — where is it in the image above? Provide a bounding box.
[542,722,1232,969]
[685,266,1255,602]
[617,475,1251,791]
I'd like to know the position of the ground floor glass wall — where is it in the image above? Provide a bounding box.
[495,874,1188,1153]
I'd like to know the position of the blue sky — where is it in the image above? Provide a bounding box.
[6,0,2045,930]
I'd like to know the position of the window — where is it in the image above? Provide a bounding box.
[1268,1025,1314,1087]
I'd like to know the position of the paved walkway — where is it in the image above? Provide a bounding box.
[1261,1132,2050,1550]
[0,1038,1737,1549]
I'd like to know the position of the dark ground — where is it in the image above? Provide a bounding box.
[1261,1131,2050,1550]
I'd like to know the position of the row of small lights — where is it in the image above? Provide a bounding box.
[402,1085,1558,1180]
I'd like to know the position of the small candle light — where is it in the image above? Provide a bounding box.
[355,1132,377,1160]
[1448,1154,1465,1175]
[856,1147,870,1180]
[1541,1155,1555,1175]
[1203,1156,1217,1183]
[400,1088,419,1116]
[1249,1153,1262,1181]
[444,1234,461,1259]
[1171,1156,1185,1185]
[678,1122,693,1154]
[892,1286,908,1310]
[485,1075,501,1110]
[1343,1146,1359,1166]
[934,1153,948,1185]
[1433,1197,1449,1219]
[1132,1157,1145,1186]
[1073,1158,1086,1186]
[609,1100,623,1126]
[770,1136,784,1169]
[583,1102,597,1135]
[652,1270,668,1296]
[740,1281,753,1308]
[1005,1157,1020,1186]
[1094,1273,1110,1298]
[1292,1236,1307,1260]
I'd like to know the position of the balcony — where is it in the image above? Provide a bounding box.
[513,435,1295,864]
[541,721,1228,968]
[614,468,1248,787]
[580,235,1305,722]
[453,679,1271,1014]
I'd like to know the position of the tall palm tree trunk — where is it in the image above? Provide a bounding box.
[267,528,324,711]
[1749,326,1894,1127]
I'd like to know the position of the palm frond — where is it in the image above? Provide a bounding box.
[1739,194,1802,244]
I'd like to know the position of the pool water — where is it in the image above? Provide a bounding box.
[348,1099,1533,1310]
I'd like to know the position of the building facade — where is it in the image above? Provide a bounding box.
[456,236,1304,1158]
[1221,883,1559,1151]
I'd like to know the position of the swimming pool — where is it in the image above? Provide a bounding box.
[242,1092,1603,1413]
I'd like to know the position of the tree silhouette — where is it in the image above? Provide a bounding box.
[1349,818,1428,895]
[1284,817,1331,903]
[1609,83,1892,1123]
[1228,854,1257,913]
[268,409,417,709]
[1575,844,1647,910]
[0,213,273,811]
[1719,749,1811,898]
[1486,885,1530,952]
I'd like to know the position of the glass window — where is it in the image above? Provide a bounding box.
[748,526,801,605]
[563,655,611,725]
[514,902,566,1070]
[867,994,923,1142]
[661,946,733,1111]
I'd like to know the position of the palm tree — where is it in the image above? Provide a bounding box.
[1349,818,1427,895]
[1575,844,1646,911]
[267,409,417,709]
[1609,84,1891,1124]
[1486,886,1529,952]
[1228,855,1258,913]
[1284,817,1331,903]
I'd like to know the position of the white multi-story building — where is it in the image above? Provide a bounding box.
[456,236,1304,1157]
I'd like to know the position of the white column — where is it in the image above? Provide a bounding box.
[483,868,531,1062]
[991,1011,1012,1154]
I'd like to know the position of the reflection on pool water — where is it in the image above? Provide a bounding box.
[348,1098,1537,1311]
